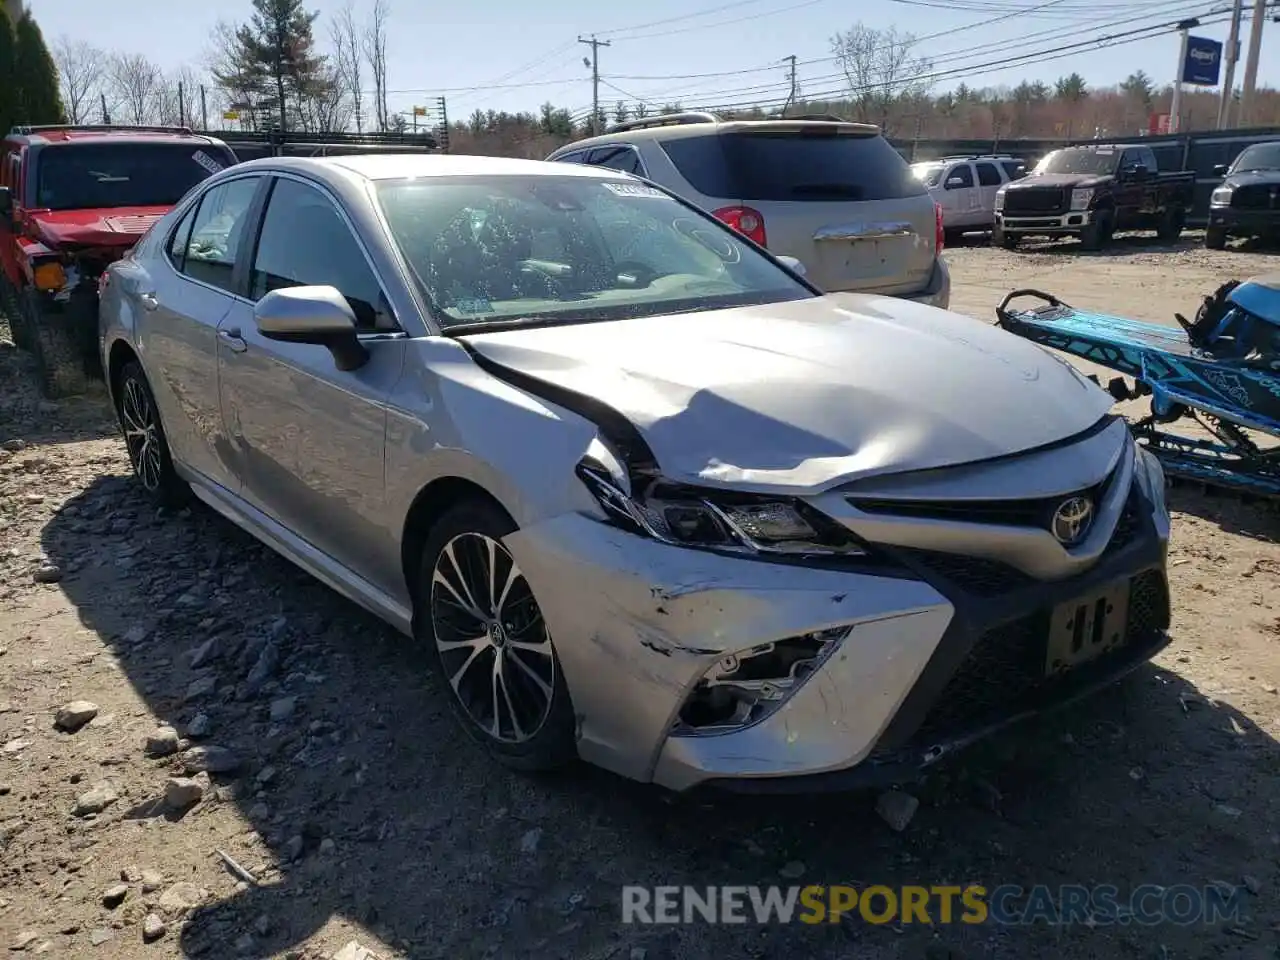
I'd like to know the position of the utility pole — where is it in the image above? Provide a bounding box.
[200,85,208,131]
[782,54,797,116]
[1217,0,1244,128]
[437,96,450,153]
[1238,0,1268,126]
[578,35,611,135]
[100,92,109,124]
[178,81,185,127]
[1169,18,1199,134]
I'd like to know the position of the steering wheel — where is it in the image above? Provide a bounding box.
[613,260,661,288]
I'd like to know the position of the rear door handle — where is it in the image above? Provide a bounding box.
[218,328,247,353]
[139,293,158,311]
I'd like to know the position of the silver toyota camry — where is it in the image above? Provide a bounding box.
[98,154,1172,792]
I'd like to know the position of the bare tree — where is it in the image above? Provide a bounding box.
[53,37,105,124]
[108,52,163,124]
[205,19,264,130]
[361,0,390,131]
[152,66,203,127]
[330,0,364,132]
[306,64,354,133]
[831,23,932,135]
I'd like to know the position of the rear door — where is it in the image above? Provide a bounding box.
[656,127,936,296]
[973,161,1004,225]
[940,162,977,227]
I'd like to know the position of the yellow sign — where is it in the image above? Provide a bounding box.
[413,106,427,116]
[223,110,240,120]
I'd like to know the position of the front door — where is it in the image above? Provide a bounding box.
[136,174,264,494]
[217,174,405,588]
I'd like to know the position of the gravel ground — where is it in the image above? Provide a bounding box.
[1,233,1279,960]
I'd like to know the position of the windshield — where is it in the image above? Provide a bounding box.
[1033,148,1120,177]
[1230,143,1280,173]
[911,163,944,187]
[374,175,815,331]
[35,142,233,211]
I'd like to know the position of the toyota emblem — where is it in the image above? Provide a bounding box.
[1051,496,1094,546]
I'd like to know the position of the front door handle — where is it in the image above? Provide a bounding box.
[139,293,158,311]
[218,328,247,354]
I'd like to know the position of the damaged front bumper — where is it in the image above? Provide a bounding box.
[506,452,1171,793]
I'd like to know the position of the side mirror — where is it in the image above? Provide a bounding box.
[775,254,806,277]
[945,176,966,189]
[1213,163,1228,177]
[253,285,369,372]
[1128,164,1149,180]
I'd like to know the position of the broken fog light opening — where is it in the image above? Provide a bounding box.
[575,460,868,556]
[674,627,852,735]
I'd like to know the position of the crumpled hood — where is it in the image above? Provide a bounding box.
[29,206,171,249]
[1006,172,1114,190]
[462,294,1112,493]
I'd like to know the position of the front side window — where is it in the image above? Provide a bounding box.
[946,164,974,188]
[251,177,396,331]
[375,174,813,330]
[34,142,236,211]
[1231,143,1280,173]
[178,177,260,292]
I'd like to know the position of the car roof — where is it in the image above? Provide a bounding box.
[231,153,640,183]
[5,125,227,147]
[549,117,880,156]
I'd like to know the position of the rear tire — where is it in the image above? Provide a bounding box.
[414,499,578,773]
[1204,226,1227,250]
[115,360,191,508]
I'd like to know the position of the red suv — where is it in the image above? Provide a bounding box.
[0,125,238,397]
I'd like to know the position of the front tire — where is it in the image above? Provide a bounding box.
[415,500,578,772]
[1204,226,1227,250]
[28,290,95,399]
[1079,209,1113,252]
[115,360,191,508]
[994,224,1019,250]
[1156,205,1185,244]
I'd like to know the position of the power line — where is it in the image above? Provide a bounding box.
[567,6,1231,117]
[604,0,839,43]
[587,0,1220,107]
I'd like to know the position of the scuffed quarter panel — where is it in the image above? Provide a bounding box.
[98,262,144,406]
[381,337,610,609]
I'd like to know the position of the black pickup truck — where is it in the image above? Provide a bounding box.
[993,143,1194,251]
[1205,140,1280,250]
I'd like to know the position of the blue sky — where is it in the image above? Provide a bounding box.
[31,0,1279,122]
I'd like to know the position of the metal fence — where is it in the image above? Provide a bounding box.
[895,125,1280,226]
[203,128,442,163]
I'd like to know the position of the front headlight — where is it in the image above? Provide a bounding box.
[576,460,868,557]
[1211,186,1233,206]
[1070,188,1094,211]
[994,188,1006,210]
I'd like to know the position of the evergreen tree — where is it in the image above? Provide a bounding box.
[12,11,65,125]
[221,0,325,133]
[0,9,15,135]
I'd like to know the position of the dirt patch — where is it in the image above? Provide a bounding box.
[1,242,1279,960]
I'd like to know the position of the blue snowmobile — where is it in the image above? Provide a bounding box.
[996,275,1280,498]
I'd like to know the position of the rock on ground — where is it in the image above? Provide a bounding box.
[53,699,99,732]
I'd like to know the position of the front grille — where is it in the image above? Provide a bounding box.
[896,549,1032,598]
[909,569,1169,743]
[850,482,1105,532]
[1104,491,1140,555]
[1003,188,1067,215]
[1231,184,1280,210]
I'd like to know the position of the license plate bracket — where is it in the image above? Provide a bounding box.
[1044,579,1131,677]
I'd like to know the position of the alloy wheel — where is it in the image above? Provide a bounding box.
[121,376,163,492]
[429,532,556,743]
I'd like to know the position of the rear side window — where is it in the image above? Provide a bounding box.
[659,131,926,202]
[975,162,1002,186]
[1001,160,1026,180]
[588,145,644,176]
